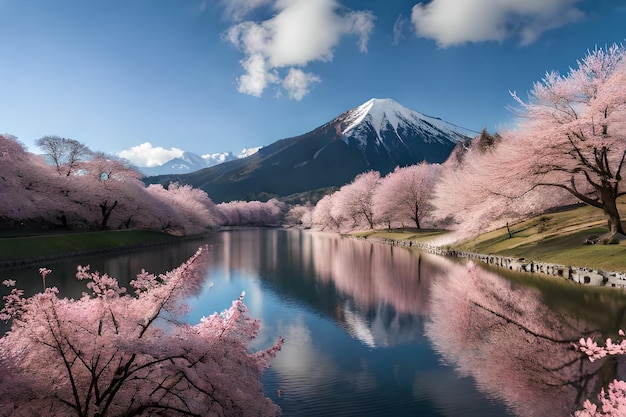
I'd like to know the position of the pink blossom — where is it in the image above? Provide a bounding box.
[0,247,282,416]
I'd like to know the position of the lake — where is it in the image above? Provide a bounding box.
[2,228,626,416]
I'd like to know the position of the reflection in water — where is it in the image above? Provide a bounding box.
[0,239,207,298]
[425,261,625,417]
[195,230,515,415]
[310,232,437,316]
[309,232,440,347]
[0,239,207,334]
[3,229,626,416]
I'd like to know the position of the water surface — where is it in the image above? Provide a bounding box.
[2,228,626,416]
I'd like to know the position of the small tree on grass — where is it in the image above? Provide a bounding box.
[0,248,283,417]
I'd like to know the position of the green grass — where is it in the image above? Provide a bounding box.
[0,230,182,262]
[351,198,626,272]
[453,200,626,272]
[351,228,447,243]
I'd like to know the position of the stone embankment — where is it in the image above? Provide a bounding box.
[363,237,626,289]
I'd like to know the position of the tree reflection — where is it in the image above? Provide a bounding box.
[309,233,443,316]
[206,229,626,416]
[425,261,624,417]
[306,232,453,348]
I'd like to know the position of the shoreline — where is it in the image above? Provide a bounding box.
[0,231,212,270]
[4,227,625,288]
[354,235,626,289]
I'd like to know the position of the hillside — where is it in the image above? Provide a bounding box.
[451,201,626,272]
[355,199,626,272]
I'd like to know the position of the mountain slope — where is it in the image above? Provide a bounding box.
[145,98,473,202]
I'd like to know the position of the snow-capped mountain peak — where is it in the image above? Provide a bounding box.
[339,97,474,146]
[341,98,404,136]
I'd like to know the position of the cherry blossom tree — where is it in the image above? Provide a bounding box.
[310,193,340,231]
[502,44,626,240]
[217,199,285,227]
[0,248,283,417]
[432,132,523,236]
[146,183,224,234]
[0,134,40,225]
[432,129,573,240]
[283,203,314,228]
[331,171,380,230]
[0,134,77,229]
[373,163,440,229]
[78,153,145,230]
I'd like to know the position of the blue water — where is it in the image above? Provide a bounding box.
[3,228,622,416]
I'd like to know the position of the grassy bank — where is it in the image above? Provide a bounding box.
[351,201,626,272]
[0,230,183,265]
[453,202,626,272]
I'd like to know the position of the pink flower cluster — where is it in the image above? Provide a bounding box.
[575,330,626,416]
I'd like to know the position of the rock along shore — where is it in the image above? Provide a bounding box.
[358,236,626,289]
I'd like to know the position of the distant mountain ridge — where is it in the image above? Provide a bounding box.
[145,98,474,202]
[139,148,261,176]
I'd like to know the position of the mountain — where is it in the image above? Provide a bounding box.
[139,152,219,176]
[139,148,261,176]
[145,98,474,202]
[334,98,474,168]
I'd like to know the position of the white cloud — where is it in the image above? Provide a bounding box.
[239,54,279,97]
[282,68,321,100]
[392,14,409,46]
[343,10,375,53]
[411,0,584,47]
[118,142,184,167]
[224,0,375,99]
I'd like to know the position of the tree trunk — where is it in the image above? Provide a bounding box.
[604,208,625,241]
[601,192,625,242]
[413,202,421,229]
[100,200,118,230]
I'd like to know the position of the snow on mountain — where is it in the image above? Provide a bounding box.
[338,98,475,149]
[201,151,237,166]
[238,146,262,158]
[141,147,261,176]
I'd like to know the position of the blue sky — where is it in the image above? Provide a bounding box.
[0,0,624,167]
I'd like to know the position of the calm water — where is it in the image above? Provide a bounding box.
[2,228,626,416]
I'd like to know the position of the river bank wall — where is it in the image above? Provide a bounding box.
[359,236,626,289]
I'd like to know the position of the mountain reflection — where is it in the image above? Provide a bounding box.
[208,230,445,348]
